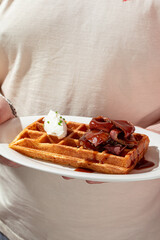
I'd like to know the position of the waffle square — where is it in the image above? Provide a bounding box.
[9,117,150,174]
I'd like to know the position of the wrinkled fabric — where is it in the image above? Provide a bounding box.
[0,0,160,240]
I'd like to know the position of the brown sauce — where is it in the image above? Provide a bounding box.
[135,158,155,170]
[75,158,155,174]
[75,168,94,173]
[134,134,143,141]
[86,158,99,164]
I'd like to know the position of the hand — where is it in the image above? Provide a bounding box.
[62,176,105,184]
[0,96,19,167]
[0,95,15,124]
[0,155,21,167]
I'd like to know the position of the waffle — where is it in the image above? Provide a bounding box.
[9,117,150,174]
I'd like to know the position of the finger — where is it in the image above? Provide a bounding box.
[0,155,21,168]
[86,180,105,184]
[62,176,74,180]
[62,176,106,183]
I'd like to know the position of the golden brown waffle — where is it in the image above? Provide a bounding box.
[9,117,150,174]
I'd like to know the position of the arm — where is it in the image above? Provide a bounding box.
[146,120,160,134]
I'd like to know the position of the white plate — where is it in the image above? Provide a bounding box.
[0,115,160,182]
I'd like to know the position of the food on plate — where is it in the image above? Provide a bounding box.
[9,113,150,174]
[43,110,67,139]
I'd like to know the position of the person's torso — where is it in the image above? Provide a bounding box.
[0,1,160,240]
[0,0,160,126]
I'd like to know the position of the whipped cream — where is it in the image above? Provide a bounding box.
[43,110,67,139]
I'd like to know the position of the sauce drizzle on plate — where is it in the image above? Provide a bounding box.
[135,158,155,170]
[75,168,94,173]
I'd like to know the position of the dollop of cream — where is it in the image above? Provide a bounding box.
[43,110,67,139]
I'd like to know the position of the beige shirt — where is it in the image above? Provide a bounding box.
[0,0,160,126]
[0,1,160,240]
